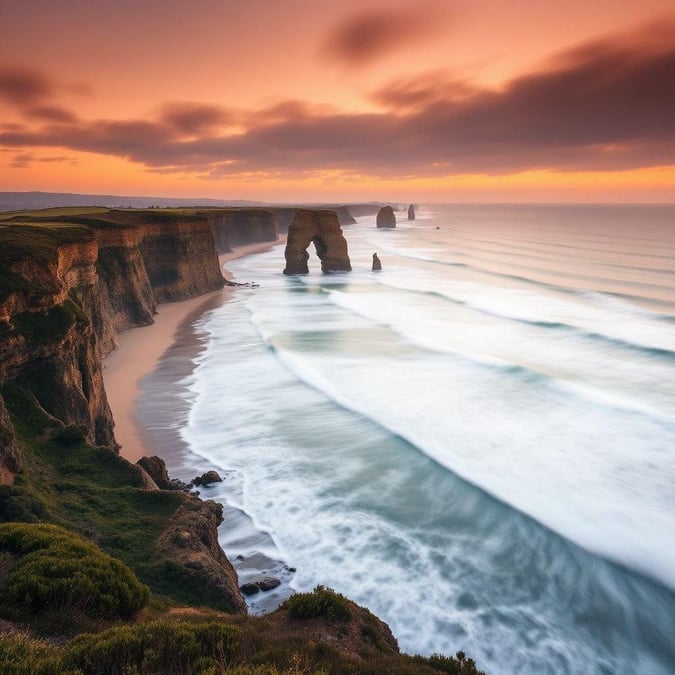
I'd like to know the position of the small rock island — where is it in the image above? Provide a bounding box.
[408,204,416,220]
[376,206,396,228]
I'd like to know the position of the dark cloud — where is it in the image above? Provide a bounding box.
[2,21,675,178]
[159,102,233,134]
[0,66,53,105]
[25,104,78,123]
[322,3,446,66]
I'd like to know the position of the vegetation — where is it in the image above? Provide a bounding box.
[0,207,485,673]
[281,585,353,621]
[0,523,149,625]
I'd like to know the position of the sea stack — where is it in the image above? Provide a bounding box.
[376,206,396,228]
[372,253,382,271]
[408,204,415,220]
[283,210,352,274]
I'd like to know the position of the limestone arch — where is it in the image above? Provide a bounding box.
[283,210,352,275]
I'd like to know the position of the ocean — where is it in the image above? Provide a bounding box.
[138,204,675,675]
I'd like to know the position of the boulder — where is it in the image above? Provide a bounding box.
[240,576,281,595]
[376,206,396,228]
[408,204,415,220]
[283,210,352,274]
[193,470,223,487]
[137,456,172,490]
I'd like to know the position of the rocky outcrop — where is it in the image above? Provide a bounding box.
[283,210,352,275]
[408,204,415,220]
[272,206,356,234]
[372,253,382,271]
[138,220,224,304]
[193,470,222,487]
[137,455,173,489]
[0,394,21,484]
[376,206,396,228]
[0,231,116,447]
[156,494,247,614]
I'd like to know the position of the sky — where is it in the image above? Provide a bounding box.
[1,0,674,202]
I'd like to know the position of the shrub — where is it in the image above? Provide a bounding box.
[64,619,240,674]
[0,523,149,622]
[281,585,353,622]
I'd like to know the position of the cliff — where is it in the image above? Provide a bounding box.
[0,206,284,471]
[204,208,278,253]
[0,206,483,673]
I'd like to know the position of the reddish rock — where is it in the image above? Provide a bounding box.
[283,210,352,275]
[376,206,396,228]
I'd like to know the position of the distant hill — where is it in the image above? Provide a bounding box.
[0,191,388,213]
[0,191,266,212]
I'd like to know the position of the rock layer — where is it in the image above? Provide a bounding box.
[156,494,247,613]
[376,206,396,228]
[283,210,352,275]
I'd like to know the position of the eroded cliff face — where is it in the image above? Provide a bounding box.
[207,209,278,254]
[138,220,224,303]
[0,207,284,473]
[156,493,247,614]
[0,233,116,448]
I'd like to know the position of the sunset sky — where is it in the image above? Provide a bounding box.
[1,0,674,202]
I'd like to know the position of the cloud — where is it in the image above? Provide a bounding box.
[0,66,53,106]
[158,102,234,135]
[2,20,675,178]
[25,104,78,123]
[322,3,447,66]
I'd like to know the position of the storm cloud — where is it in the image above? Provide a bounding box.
[2,21,674,178]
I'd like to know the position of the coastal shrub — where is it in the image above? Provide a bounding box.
[0,523,149,622]
[412,651,486,675]
[0,634,73,675]
[63,619,240,674]
[50,424,87,446]
[0,486,49,523]
[281,585,352,621]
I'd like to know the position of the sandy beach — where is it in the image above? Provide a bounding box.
[104,240,278,463]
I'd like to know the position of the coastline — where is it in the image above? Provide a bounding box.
[103,239,278,463]
[102,236,294,613]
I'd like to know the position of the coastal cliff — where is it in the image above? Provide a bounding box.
[0,206,483,674]
[206,208,278,253]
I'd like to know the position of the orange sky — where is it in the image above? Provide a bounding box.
[1,0,674,202]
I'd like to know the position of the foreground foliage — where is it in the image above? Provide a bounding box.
[0,523,149,625]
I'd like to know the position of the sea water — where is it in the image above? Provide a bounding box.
[145,205,675,674]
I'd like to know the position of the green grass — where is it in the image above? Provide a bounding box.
[0,385,185,591]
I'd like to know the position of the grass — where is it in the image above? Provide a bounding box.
[0,385,186,594]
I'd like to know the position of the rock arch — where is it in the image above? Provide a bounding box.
[283,210,352,275]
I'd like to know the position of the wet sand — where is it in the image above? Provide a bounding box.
[104,240,278,463]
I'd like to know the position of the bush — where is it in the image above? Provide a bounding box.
[0,634,73,675]
[64,619,240,674]
[0,523,149,622]
[281,585,353,622]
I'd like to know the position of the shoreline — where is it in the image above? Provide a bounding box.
[103,239,278,463]
[102,236,294,613]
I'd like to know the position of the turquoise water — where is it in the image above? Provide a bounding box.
[150,205,675,674]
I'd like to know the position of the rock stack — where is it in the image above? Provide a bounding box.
[283,210,352,274]
[376,206,396,228]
